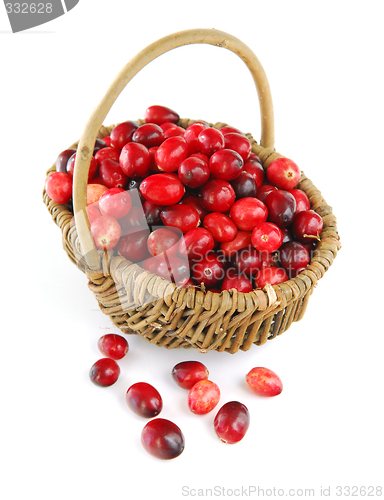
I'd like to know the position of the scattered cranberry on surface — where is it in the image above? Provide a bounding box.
[214,401,250,444]
[97,334,129,360]
[172,361,209,390]
[89,358,120,387]
[246,367,283,397]
[188,380,221,415]
[141,418,185,460]
[126,382,163,418]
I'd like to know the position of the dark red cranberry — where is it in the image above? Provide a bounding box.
[67,153,98,181]
[147,227,181,256]
[200,179,236,213]
[141,254,189,285]
[118,230,151,262]
[220,231,252,257]
[181,194,208,221]
[288,188,311,213]
[99,159,128,189]
[291,210,323,244]
[256,184,278,203]
[119,142,150,178]
[55,148,76,172]
[97,334,129,360]
[141,418,185,460]
[231,171,257,199]
[255,267,288,289]
[192,252,226,287]
[155,136,189,172]
[126,382,163,418]
[171,361,209,390]
[119,205,148,234]
[132,123,164,148]
[110,121,138,150]
[243,157,265,188]
[197,128,225,157]
[281,227,294,244]
[223,132,252,161]
[203,212,237,243]
[229,197,268,231]
[279,241,310,278]
[93,138,108,154]
[260,251,279,268]
[179,227,215,260]
[160,204,200,233]
[214,401,250,444]
[209,149,244,181]
[144,105,179,126]
[178,156,210,188]
[222,274,253,293]
[89,358,120,387]
[184,122,209,154]
[266,157,301,190]
[143,200,162,226]
[251,222,283,253]
[148,146,162,172]
[234,247,262,277]
[265,190,296,228]
[140,173,185,205]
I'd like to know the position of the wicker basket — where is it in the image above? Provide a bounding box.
[43,29,340,353]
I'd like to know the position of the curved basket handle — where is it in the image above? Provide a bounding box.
[73,28,275,270]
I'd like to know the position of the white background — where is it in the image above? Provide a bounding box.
[1,1,384,499]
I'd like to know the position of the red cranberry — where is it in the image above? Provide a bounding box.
[190,152,209,166]
[98,159,128,189]
[219,125,246,136]
[234,247,262,276]
[86,184,108,206]
[160,204,200,233]
[144,105,179,126]
[160,121,179,132]
[148,146,161,172]
[178,156,210,188]
[255,266,288,289]
[265,189,296,228]
[209,149,244,181]
[214,401,250,444]
[288,188,311,213]
[220,231,252,257]
[291,210,323,244]
[155,136,189,172]
[45,172,72,204]
[89,358,120,387]
[102,136,111,147]
[200,179,236,213]
[110,121,138,150]
[223,133,252,161]
[131,123,163,148]
[98,188,132,219]
[188,380,220,415]
[184,122,208,154]
[163,125,186,139]
[119,142,150,178]
[229,197,268,231]
[192,252,225,287]
[55,148,76,173]
[94,147,120,166]
[143,200,162,226]
[279,241,310,278]
[266,157,301,190]
[179,227,215,260]
[197,128,225,157]
[119,205,148,234]
[222,274,253,293]
[181,194,208,220]
[261,251,279,268]
[251,222,283,253]
[67,154,98,181]
[147,227,181,256]
[141,418,185,460]
[118,230,151,262]
[203,212,237,243]
[231,171,257,199]
[126,382,163,418]
[246,367,283,397]
[243,157,265,188]
[142,254,189,285]
[281,227,293,244]
[256,184,278,203]
[97,333,129,360]
[91,215,122,250]
[172,361,209,390]
[87,205,102,225]
[140,173,185,205]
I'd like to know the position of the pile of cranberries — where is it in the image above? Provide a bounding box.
[46,104,324,293]
[90,333,283,459]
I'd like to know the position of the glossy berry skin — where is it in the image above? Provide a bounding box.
[94,146,121,166]
[281,227,294,244]
[55,148,76,172]
[144,105,179,126]
[89,358,120,387]
[220,231,252,257]
[246,367,283,397]
[229,197,268,231]
[184,122,208,154]
[102,136,112,147]
[110,121,138,150]
[209,149,244,181]
[132,123,164,148]
[197,128,225,157]
[160,204,200,233]
[291,210,323,244]
[200,179,236,213]
[97,333,129,360]
[261,252,279,268]
[172,361,209,390]
[45,172,73,204]
[178,156,210,188]
[86,184,108,206]
[255,266,288,289]
[234,247,262,276]
[98,188,132,219]
[98,159,128,189]
[181,195,208,221]
[222,274,253,293]
[163,125,186,139]
[160,121,179,132]
[231,171,257,199]
[141,418,185,460]
[179,227,215,260]
[190,152,209,166]
[147,227,181,256]
[148,146,161,172]
[203,212,237,243]
[219,125,245,136]
[126,382,163,418]
[67,154,98,181]
[279,241,310,278]
[91,215,122,250]
[119,142,150,178]
[288,188,311,213]
[251,222,283,253]
[192,252,226,287]
[141,254,189,285]
[243,157,265,188]
[256,184,278,203]
[155,136,189,172]
[140,173,185,206]
[265,190,296,228]
[266,157,301,190]
[188,380,220,415]
[118,230,151,262]
[223,133,252,161]
[143,200,162,226]
[214,401,250,444]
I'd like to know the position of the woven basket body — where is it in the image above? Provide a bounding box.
[43,29,340,353]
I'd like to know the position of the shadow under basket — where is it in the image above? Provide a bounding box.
[42,29,341,353]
